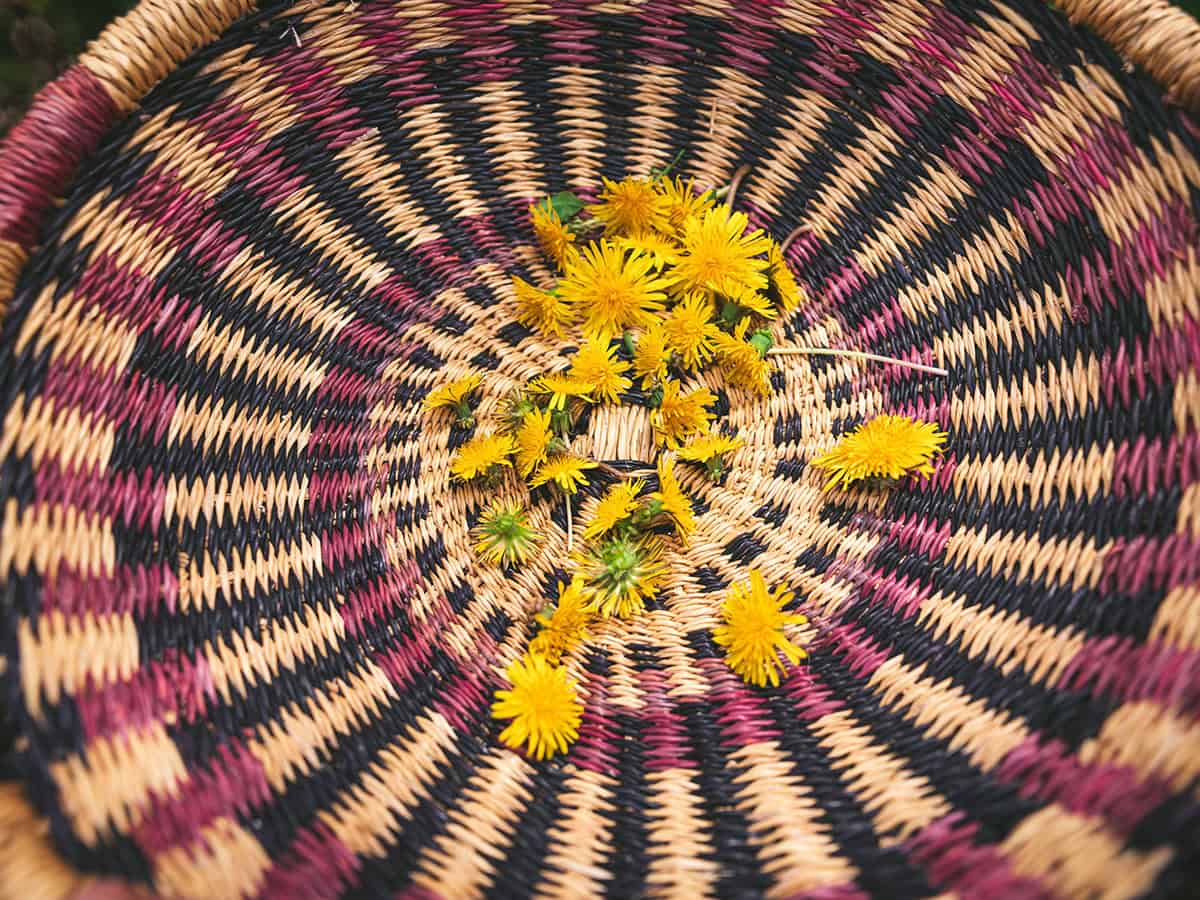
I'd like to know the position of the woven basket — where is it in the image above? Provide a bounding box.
[2,0,1200,897]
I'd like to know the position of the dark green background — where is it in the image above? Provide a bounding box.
[2,0,1199,136]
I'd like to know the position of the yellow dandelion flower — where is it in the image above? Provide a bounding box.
[810,415,948,491]
[529,454,598,494]
[650,454,695,540]
[678,432,745,480]
[582,479,644,541]
[471,500,541,566]
[512,275,573,337]
[493,652,583,759]
[724,284,777,320]
[570,338,632,404]
[632,321,670,389]
[662,292,719,370]
[530,201,577,270]
[574,533,667,618]
[652,378,715,449]
[451,432,515,482]
[713,322,772,397]
[515,408,555,477]
[674,205,772,298]
[558,240,674,343]
[766,241,804,313]
[423,373,482,426]
[530,373,594,411]
[714,569,807,687]
[589,175,671,236]
[656,176,716,236]
[617,231,681,269]
[529,576,592,665]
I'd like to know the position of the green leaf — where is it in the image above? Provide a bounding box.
[749,329,774,358]
[542,191,584,222]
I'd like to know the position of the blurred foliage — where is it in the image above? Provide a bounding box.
[0,0,1199,136]
[0,0,133,135]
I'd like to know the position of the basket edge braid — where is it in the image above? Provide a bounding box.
[0,0,1197,897]
[0,0,256,324]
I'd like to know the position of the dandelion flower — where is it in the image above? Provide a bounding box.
[650,455,695,540]
[582,479,644,541]
[530,454,598,494]
[530,201,577,270]
[513,275,573,337]
[810,415,948,490]
[618,231,680,269]
[472,500,541,566]
[662,292,719,371]
[559,240,674,343]
[652,378,715,449]
[570,338,632,404]
[723,284,777,321]
[766,241,804,313]
[674,205,772,298]
[530,576,592,665]
[574,533,667,618]
[589,176,671,235]
[422,373,482,427]
[493,653,583,759]
[678,432,746,481]
[530,373,594,411]
[515,408,556,477]
[451,432,516,483]
[713,322,772,397]
[632,322,670,389]
[501,390,538,435]
[656,176,716,236]
[714,570,807,687]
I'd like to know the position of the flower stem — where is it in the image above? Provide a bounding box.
[768,346,948,377]
[565,494,573,553]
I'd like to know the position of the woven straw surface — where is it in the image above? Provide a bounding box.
[1,1,1200,898]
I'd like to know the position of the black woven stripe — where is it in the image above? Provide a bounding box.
[244,622,508,865]
[841,591,1118,747]
[810,647,1044,836]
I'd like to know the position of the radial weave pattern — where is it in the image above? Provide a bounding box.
[1,1,1200,898]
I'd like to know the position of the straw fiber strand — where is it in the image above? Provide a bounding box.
[0,0,1199,898]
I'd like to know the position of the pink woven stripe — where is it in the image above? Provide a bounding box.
[132,737,269,857]
[260,822,361,900]
[907,813,1054,900]
[996,736,1172,835]
[76,650,213,745]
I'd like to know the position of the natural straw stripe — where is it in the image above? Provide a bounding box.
[79,0,259,113]
[1056,0,1200,114]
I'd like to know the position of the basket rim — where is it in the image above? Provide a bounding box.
[0,0,1198,896]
